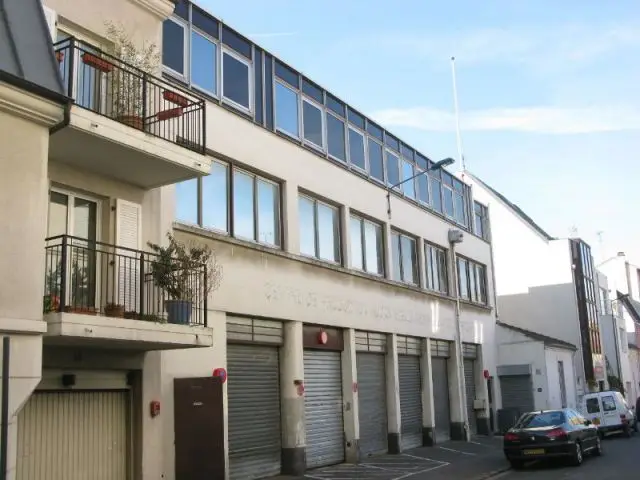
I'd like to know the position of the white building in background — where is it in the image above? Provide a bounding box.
[462,171,608,420]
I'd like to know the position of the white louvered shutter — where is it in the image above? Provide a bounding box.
[42,5,57,42]
[115,200,142,313]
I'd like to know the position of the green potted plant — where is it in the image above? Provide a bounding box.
[147,233,222,325]
[104,21,160,129]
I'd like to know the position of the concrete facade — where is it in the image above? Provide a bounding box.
[1,2,498,480]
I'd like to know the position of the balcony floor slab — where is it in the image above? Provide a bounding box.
[43,312,213,351]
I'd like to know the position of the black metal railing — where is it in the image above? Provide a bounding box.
[44,235,208,327]
[54,37,206,154]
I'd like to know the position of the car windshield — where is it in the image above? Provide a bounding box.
[516,411,565,428]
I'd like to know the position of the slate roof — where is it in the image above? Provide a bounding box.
[464,170,555,241]
[0,0,66,100]
[497,320,577,350]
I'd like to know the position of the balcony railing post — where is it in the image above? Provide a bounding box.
[141,73,147,123]
[67,38,76,99]
[59,236,68,312]
[201,100,206,154]
[203,266,208,327]
[139,253,145,318]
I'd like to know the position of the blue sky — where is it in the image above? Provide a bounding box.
[200,0,640,263]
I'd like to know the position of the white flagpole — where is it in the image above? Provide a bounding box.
[450,56,466,171]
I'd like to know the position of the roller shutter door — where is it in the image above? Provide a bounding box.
[464,359,477,434]
[227,344,281,480]
[16,390,129,480]
[304,350,344,468]
[399,355,422,449]
[500,375,534,416]
[357,352,388,456]
[432,358,450,442]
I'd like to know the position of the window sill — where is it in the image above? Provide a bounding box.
[174,221,484,309]
[459,299,492,312]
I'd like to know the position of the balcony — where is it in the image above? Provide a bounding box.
[43,235,213,350]
[48,37,211,189]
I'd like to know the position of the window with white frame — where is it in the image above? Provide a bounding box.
[391,231,418,285]
[275,80,299,138]
[400,158,415,199]
[222,49,251,111]
[162,18,187,76]
[350,214,384,275]
[299,194,341,263]
[457,257,487,304]
[452,177,466,225]
[326,94,346,161]
[425,243,448,294]
[302,98,324,149]
[348,127,366,171]
[386,150,400,189]
[174,161,281,247]
[474,201,488,239]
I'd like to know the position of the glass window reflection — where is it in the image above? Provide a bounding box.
[176,178,198,224]
[191,31,216,93]
[317,203,340,263]
[368,139,384,182]
[303,100,324,148]
[298,196,316,257]
[162,20,184,74]
[275,81,299,137]
[327,114,346,161]
[257,180,280,246]
[350,216,363,270]
[222,51,250,109]
[443,186,454,218]
[364,220,383,275]
[232,170,255,239]
[202,163,228,232]
[348,128,366,170]
[401,160,415,198]
[386,152,400,188]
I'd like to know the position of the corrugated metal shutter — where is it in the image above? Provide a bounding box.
[16,390,129,480]
[464,359,477,434]
[398,355,422,449]
[357,352,387,456]
[304,350,344,468]
[500,375,534,415]
[227,344,281,480]
[432,357,450,442]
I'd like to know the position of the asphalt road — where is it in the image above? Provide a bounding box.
[492,432,640,480]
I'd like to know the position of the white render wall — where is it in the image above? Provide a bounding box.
[544,347,577,409]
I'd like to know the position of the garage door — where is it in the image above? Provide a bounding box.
[398,355,422,449]
[304,349,344,468]
[500,375,534,416]
[357,352,388,456]
[228,344,281,480]
[464,359,477,434]
[17,390,129,480]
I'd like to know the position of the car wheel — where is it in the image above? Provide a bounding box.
[593,435,603,456]
[509,459,524,470]
[571,442,583,466]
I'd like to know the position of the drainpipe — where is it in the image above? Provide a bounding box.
[0,336,10,480]
[625,261,633,298]
[49,102,70,135]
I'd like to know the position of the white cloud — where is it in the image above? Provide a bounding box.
[372,105,640,134]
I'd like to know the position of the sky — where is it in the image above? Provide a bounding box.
[199,0,640,264]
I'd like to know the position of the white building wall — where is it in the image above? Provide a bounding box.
[544,348,577,409]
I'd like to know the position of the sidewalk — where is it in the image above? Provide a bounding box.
[270,436,510,480]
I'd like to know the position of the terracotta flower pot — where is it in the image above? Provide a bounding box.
[104,304,125,318]
[64,306,98,315]
[118,115,144,130]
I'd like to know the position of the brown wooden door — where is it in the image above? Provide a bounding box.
[174,377,225,480]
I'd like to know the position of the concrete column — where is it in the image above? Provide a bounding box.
[383,223,393,281]
[420,338,436,445]
[280,321,305,475]
[282,181,300,254]
[385,334,401,453]
[448,341,468,440]
[341,328,359,463]
[341,206,352,268]
[474,347,491,436]
[417,238,427,289]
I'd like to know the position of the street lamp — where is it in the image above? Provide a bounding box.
[386,157,455,219]
[448,228,469,440]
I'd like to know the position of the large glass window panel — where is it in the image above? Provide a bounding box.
[401,235,417,284]
[298,196,316,257]
[438,249,448,293]
[426,245,447,294]
[386,151,400,188]
[468,264,478,302]
[476,264,487,303]
[162,20,185,74]
[429,176,442,213]
[317,203,340,263]
[232,171,255,240]
[401,160,415,198]
[222,51,250,110]
[454,192,466,225]
[48,192,69,237]
[458,258,469,299]
[364,221,384,275]
[275,81,299,137]
[443,186,454,218]
[327,113,346,161]
[257,180,280,246]
[391,233,401,281]
[203,163,228,232]
[303,99,324,148]
[368,139,384,182]
[350,216,364,270]
[417,172,429,204]
[191,31,217,93]
[175,178,198,224]
[348,128,366,170]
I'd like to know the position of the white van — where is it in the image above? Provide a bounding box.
[579,391,636,437]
